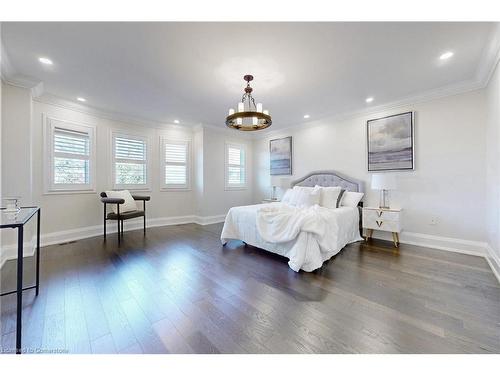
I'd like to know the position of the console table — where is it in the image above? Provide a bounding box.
[0,207,41,354]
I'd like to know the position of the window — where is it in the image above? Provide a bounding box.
[225,142,246,190]
[45,117,96,193]
[161,138,190,190]
[112,132,149,190]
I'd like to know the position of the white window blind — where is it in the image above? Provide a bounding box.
[53,128,90,185]
[113,135,148,188]
[225,143,246,189]
[162,139,190,189]
[45,117,96,193]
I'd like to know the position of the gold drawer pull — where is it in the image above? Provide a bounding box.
[376,220,383,227]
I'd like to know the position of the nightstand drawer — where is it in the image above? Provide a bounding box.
[362,209,400,222]
[363,218,401,233]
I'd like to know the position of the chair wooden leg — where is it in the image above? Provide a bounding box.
[143,215,146,235]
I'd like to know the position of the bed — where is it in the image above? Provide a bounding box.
[221,170,365,272]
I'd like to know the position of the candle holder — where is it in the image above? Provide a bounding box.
[2,197,21,212]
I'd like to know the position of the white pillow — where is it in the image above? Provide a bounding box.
[315,185,344,209]
[340,191,364,207]
[293,186,321,208]
[105,190,137,214]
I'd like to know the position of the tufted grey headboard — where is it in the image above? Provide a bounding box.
[291,171,364,235]
[291,170,364,194]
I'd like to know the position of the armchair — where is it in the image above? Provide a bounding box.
[100,192,151,243]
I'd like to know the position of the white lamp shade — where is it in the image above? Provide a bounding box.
[371,174,397,190]
[271,176,291,188]
[279,177,291,188]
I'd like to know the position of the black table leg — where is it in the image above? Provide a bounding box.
[36,208,41,296]
[16,226,24,354]
[117,204,121,245]
[143,201,146,235]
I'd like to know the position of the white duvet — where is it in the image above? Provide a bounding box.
[221,202,362,272]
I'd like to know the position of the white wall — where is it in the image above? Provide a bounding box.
[0,31,2,264]
[253,90,487,252]
[31,99,197,235]
[199,127,254,217]
[0,84,255,257]
[193,127,205,216]
[2,84,33,204]
[1,83,36,260]
[485,61,500,277]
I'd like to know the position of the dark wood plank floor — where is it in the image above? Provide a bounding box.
[1,222,499,354]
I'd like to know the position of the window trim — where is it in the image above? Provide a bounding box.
[111,130,151,191]
[160,137,191,191]
[225,142,247,191]
[43,116,96,194]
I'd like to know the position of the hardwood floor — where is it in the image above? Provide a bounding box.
[1,222,499,354]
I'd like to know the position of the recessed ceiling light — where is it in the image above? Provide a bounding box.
[76,97,86,102]
[439,51,454,60]
[303,114,310,119]
[365,97,374,103]
[174,120,180,124]
[38,57,53,65]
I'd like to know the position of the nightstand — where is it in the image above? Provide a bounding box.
[261,198,280,203]
[362,207,402,247]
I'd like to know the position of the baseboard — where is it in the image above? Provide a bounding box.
[193,214,227,225]
[40,215,198,247]
[0,239,37,269]
[0,214,227,269]
[485,244,500,284]
[370,230,487,257]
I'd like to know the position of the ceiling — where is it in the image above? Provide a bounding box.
[1,22,499,131]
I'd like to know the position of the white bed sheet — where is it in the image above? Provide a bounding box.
[220,202,362,272]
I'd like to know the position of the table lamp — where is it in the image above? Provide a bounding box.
[371,174,397,209]
[271,177,291,200]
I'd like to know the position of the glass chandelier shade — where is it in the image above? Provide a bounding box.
[226,75,272,131]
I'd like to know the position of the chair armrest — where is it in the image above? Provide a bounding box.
[101,197,125,204]
[132,195,151,201]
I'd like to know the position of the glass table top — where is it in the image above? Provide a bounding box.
[0,207,39,228]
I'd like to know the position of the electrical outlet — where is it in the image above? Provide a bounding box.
[430,217,438,225]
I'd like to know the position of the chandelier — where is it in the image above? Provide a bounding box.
[226,75,272,131]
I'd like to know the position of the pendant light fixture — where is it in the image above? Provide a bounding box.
[226,75,272,131]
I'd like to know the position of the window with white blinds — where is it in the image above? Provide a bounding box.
[112,133,149,189]
[161,139,190,189]
[45,118,96,192]
[225,143,246,189]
